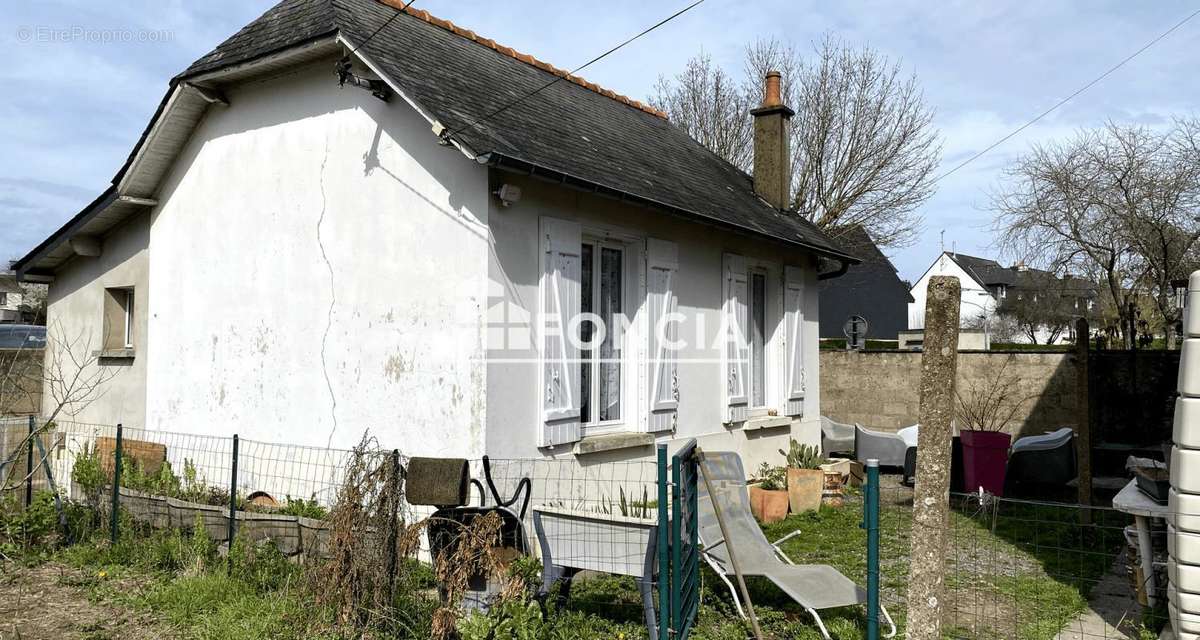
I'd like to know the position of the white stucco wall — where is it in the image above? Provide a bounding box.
[43,212,150,427]
[144,59,489,456]
[484,175,823,470]
[908,252,996,333]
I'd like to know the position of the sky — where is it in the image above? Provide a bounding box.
[2,1,1198,283]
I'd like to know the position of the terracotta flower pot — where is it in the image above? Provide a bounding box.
[960,429,1011,496]
[786,468,824,514]
[749,484,790,523]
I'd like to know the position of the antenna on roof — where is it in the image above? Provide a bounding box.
[940,230,944,253]
[335,0,418,102]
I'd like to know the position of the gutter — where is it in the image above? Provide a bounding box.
[480,152,861,265]
[817,258,853,281]
[13,187,118,280]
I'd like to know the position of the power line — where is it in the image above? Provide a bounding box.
[442,0,707,140]
[347,0,418,58]
[934,7,1200,184]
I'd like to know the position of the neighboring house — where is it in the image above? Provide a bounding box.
[907,252,1096,344]
[817,226,913,341]
[13,0,856,468]
[0,274,23,324]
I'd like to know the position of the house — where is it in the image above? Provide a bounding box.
[13,0,856,468]
[0,274,23,324]
[907,252,1096,345]
[817,226,912,342]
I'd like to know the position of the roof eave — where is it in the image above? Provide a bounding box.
[482,152,860,265]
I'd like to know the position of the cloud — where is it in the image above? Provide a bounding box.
[2,0,1197,284]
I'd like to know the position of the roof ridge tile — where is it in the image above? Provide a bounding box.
[374,0,666,118]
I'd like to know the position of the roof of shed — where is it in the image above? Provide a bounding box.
[15,0,854,276]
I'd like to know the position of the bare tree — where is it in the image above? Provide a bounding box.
[650,50,754,170]
[1,319,120,492]
[992,121,1200,348]
[652,36,941,249]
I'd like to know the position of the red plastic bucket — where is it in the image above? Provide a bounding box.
[959,430,1011,496]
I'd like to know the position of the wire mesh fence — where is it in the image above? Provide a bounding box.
[2,417,1190,640]
[770,478,1163,640]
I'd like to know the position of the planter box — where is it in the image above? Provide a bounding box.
[532,505,657,578]
[786,469,823,514]
[960,430,1011,495]
[749,484,790,523]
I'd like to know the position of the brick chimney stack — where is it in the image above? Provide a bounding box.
[751,71,794,210]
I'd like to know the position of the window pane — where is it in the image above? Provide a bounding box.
[124,290,135,348]
[751,272,766,407]
[580,243,593,424]
[598,247,622,421]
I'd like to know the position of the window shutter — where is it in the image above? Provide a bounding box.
[646,238,679,433]
[723,253,749,423]
[539,217,582,447]
[784,265,806,416]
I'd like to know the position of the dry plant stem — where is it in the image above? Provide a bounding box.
[905,276,960,640]
[954,356,1038,433]
[1,319,120,493]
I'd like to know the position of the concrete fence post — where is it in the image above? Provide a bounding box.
[904,276,960,640]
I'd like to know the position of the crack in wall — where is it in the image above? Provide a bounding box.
[316,139,339,448]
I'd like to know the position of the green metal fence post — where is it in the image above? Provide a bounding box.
[864,458,881,640]
[227,434,239,570]
[25,415,34,508]
[110,423,123,544]
[385,449,401,606]
[657,444,669,640]
[670,450,684,638]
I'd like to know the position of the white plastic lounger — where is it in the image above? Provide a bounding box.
[697,451,896,640]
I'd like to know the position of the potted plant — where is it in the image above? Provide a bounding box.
[780,440,825,514]
[955,358,1034,496]
[748,463,790,523]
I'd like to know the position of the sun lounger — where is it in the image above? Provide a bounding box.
[697,451,895,640]
[821,416,856,457]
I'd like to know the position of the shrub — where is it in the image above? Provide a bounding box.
[278,494,328,520]
[229,535,296,593]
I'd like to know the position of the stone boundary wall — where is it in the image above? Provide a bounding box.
[820,350,1079,440]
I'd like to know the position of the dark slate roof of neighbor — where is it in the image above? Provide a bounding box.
[947,253,1017,287]
[172,0,854,261]
[818,226,913,338]
[0,274,21,294]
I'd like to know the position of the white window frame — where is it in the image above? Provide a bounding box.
[123,290,135,349]
[580,225,644,437]
[747,267,770,411]
[733,257,783,421]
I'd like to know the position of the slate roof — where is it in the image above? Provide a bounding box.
[173,0,854,261]
[947,253,1017,287]
[0,274,21,295]
[818,226,912,338]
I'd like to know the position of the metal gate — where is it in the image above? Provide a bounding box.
[657,440,699,640]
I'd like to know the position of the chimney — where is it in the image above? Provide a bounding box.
[751,71,794,210]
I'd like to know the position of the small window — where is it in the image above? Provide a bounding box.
[749,270,767,408]
[0,292,6,306]
[103,287,135,352]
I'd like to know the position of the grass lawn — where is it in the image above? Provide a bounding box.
[1,485,1136,640]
